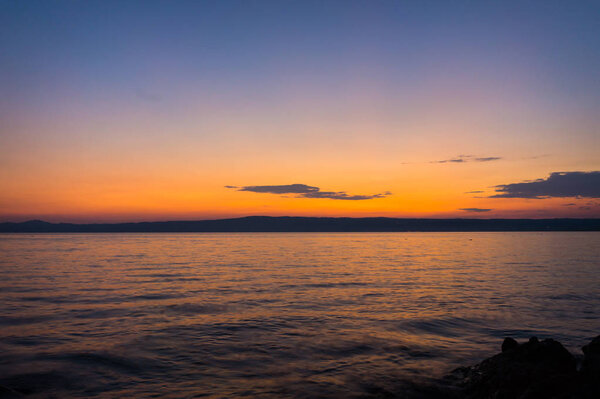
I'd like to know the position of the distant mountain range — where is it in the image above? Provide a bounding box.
[1,216,599,232]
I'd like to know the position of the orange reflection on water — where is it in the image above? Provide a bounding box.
[1,232,599,397]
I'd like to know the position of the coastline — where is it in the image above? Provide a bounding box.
[2,216,600,233]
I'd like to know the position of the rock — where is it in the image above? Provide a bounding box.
[0,385,23,398]
[582,335,600,372]
[580,335,600,396]
[582,335,600,354]
[447,336,578,398]
[501,337,518,352]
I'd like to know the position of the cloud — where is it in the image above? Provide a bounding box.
[465,190,484,194]
[228,184,391,200]
[433,157,467,163]
[432,155,502,164]
[303,191,390,200]
[523,154,551,160]
[459,208,492,212]
[474,157,502,162]
[491,171,600,199]
[238,184,319,194]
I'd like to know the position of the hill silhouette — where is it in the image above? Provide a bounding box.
[1,216,599,232]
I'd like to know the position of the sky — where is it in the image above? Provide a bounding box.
[1,0,599,222]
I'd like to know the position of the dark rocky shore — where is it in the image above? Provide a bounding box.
[427,335,600,399]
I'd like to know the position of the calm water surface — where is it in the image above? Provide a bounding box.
[0,233,599,398]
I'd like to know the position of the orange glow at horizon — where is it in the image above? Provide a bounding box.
[1,2,599,222]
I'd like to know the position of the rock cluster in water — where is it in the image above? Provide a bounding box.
[445,335,600,398]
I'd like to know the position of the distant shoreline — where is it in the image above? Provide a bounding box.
[1,216,599,232]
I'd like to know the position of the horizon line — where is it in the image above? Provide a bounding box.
[1,216,599,233]
[2,215,600,225]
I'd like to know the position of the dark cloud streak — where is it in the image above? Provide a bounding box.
[303,191,390,200]
[238,184,319,194]
[432,155,502,164]
[474,157,502,162]
[491,171,600,198]
[227,184,391,201]
[433,158,466,163]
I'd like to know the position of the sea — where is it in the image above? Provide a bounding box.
[0,232,598,398]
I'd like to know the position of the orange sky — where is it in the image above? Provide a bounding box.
[1,2,599,222]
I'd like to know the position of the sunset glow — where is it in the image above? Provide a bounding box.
[1,1,599,222]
